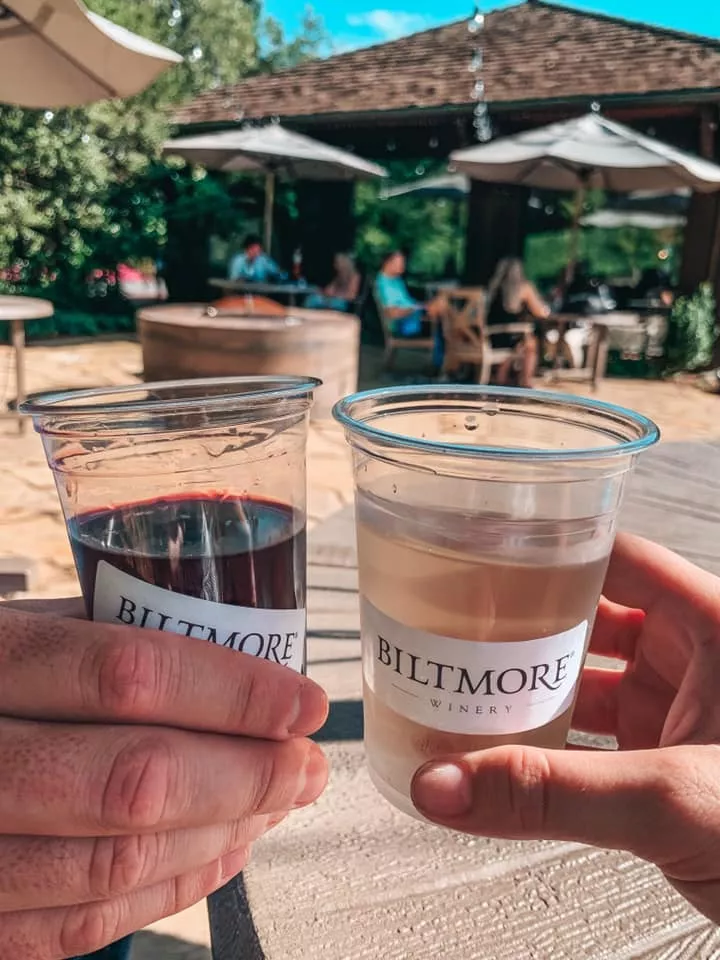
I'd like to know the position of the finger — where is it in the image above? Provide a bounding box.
[604,533,718,616]
[0,816,274,911]
[0,847,250,960]
[589,597,644,661]
[2,597,86,619]
[0,607,328,740]
[0,717,328,836]
[571,666,622,735]
[411,743,720,871]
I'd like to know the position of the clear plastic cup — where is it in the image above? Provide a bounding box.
[22,374,319,947]
[333,384,659,818]
[21,376,318,673]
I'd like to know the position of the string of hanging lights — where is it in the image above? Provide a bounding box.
[468,5,492,142]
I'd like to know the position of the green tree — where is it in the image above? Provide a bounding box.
[0,0,327,313]
[354,159,465,279]
[258,6,329,73]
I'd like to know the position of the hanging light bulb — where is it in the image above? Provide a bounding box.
[467,4,491,142]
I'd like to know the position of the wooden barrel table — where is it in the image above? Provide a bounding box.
[137,304,360,419]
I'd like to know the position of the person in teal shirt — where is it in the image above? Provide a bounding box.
[228,234,287,284]
[375,250,445,366]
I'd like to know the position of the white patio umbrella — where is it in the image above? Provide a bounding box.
[164,124,388,250]
[451,111,720,277]
[580,209,686,230]
[0,0,182,107]
[383,172,470,200]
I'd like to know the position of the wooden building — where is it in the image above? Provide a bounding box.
[174,0,720,296]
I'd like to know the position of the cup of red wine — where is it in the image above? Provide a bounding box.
[21,375,319,953]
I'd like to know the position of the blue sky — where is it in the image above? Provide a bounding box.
[270,0,720,51]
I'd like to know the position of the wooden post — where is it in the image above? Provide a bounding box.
[565,182,587,286]
[679,108,720,303]
[11,317,26,434]
[296,181,356,286]
[264,171,276,254]
[700,106,716,160]
[463,181,528,285]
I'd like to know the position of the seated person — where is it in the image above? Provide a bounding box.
[635,267,674,308]
[375,250,445,365]
[484,257,546,388]
[228,234,287,283]
[563,261,616,315]
[306,253,361,311]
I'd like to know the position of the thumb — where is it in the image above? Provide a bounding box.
[411,744,719,870]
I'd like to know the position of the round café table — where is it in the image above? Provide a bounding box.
[0,295,53,433]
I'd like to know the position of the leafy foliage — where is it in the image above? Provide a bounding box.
[0,0,327,322]
[664,283,717,372]
[354,160,465,278]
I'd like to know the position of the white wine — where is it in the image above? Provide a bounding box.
[357,492,610,817]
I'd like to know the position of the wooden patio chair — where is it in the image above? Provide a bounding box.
[442,288,533,384]
[372,280,436,369]
[542,319,609,391]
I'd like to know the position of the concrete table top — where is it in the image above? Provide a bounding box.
[0,295,53,322]
[209,440,720,959]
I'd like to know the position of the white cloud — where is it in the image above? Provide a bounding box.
[346,9,436,41]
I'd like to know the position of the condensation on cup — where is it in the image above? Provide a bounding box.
[334,385,659,819]
[21,376,319,675]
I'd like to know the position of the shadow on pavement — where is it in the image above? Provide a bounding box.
[131,931,210,960]
[313,698,363,742]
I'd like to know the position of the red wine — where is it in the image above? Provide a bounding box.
[70,494,306,668]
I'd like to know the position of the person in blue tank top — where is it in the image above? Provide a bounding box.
[375,250,446,367]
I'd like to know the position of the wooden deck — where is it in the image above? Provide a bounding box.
[208,440,720,959]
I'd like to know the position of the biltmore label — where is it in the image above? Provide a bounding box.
[93,560,306,673]
[361,598,587,735]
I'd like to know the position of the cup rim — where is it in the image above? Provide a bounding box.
[332,384,660,462]
[20,376,321,419]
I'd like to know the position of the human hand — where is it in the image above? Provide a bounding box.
[411,533,720,923]
[0,599,328,959]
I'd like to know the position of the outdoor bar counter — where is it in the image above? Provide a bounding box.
[137,304,360,419]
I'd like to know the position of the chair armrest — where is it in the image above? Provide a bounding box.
[487,322,533,336]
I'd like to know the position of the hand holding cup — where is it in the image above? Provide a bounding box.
[413,534,720,924]
[0,600,328,959]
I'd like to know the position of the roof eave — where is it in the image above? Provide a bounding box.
[173,87,720,134]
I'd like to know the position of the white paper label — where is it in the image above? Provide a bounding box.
[93,560,306,673]
[361,598,587,735]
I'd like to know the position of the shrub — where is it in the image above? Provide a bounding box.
[664,283,717,373]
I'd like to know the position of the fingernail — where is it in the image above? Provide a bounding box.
[294,743,328,807]
[288,683,328,737]
[412,762,473,818]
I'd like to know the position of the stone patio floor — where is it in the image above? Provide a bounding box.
[1,337,719,954]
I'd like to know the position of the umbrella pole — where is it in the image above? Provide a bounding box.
[264,172,275,253]
[565,183,586,286]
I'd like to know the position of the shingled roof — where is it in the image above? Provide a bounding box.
[174,0,720,128]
